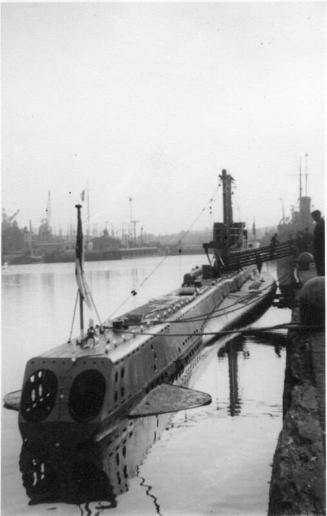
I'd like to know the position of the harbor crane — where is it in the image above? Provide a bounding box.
[45,191,51,229]
[2,209,20,224]
[128,196,139,246]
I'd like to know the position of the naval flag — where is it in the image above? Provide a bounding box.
[75,205,92,308]
[80,189,86,202]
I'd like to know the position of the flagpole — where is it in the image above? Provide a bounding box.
[75,204,84,339]
[87,184,90,239]
[79,282,84,339]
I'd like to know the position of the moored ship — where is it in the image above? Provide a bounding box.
[276,157,315,301]
[4,169,277,492]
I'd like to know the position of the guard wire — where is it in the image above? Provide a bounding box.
[108,322,324,338]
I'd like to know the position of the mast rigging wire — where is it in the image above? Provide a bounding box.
[67,289,79,343]
[108,184,220,318]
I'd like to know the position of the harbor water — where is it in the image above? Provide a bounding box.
[2,255,290,515]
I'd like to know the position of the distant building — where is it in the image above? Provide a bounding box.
[91,229,121,251]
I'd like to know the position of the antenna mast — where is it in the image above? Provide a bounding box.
[128,196,139,245]
[304,153,309,196]
[75,204,84,337]
[279,198,285,221]
[46,191,52,231]
[129,197,133,224]
[299,158,302,199]
[87,186,90,238]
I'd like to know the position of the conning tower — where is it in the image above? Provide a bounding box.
[203,169,246,275]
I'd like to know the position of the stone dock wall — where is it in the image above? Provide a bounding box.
[268,278,325,515]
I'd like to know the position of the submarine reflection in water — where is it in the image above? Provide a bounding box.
[218,336,245,416]
[19,412,171,507]
[217,332,286,417]
[20,332,286,507]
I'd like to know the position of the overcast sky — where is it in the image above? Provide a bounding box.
[2,2,325,236]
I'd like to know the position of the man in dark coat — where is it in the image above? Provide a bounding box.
[270,233,279,258]
[302,227,313,252]
[311,210,325,276]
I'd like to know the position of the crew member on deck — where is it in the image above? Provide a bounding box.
[213,254,224,277]
[302,227,313,253]
[86,318,96,348]
[311,210,325,276]
[270,233,279,259]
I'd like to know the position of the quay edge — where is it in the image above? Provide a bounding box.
[268,275,325,516]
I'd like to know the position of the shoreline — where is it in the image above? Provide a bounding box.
[268,279,325,515]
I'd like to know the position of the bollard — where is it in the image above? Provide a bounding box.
[299,277,325,327]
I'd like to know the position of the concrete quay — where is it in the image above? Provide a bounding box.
[268,276,325,515]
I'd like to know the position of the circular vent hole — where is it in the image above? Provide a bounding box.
[21,369,58,422]
[68,370,105,423]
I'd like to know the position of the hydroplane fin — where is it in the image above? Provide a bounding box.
[128,383,212,418]
[3,384,212,417]
[3,390,21,411]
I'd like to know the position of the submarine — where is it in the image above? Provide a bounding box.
[4,170,276,459]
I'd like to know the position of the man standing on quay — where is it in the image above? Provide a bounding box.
[311,210,325,276]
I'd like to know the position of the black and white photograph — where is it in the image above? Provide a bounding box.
[2,2,325,515]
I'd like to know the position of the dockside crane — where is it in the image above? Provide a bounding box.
[2,209,20,225]
[45,191,52,230]
[128,196,139,246]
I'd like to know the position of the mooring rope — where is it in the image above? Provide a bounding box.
[87,288,102,326]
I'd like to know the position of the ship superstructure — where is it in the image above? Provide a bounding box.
[203,169,247,263]
[276,156,314,299]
